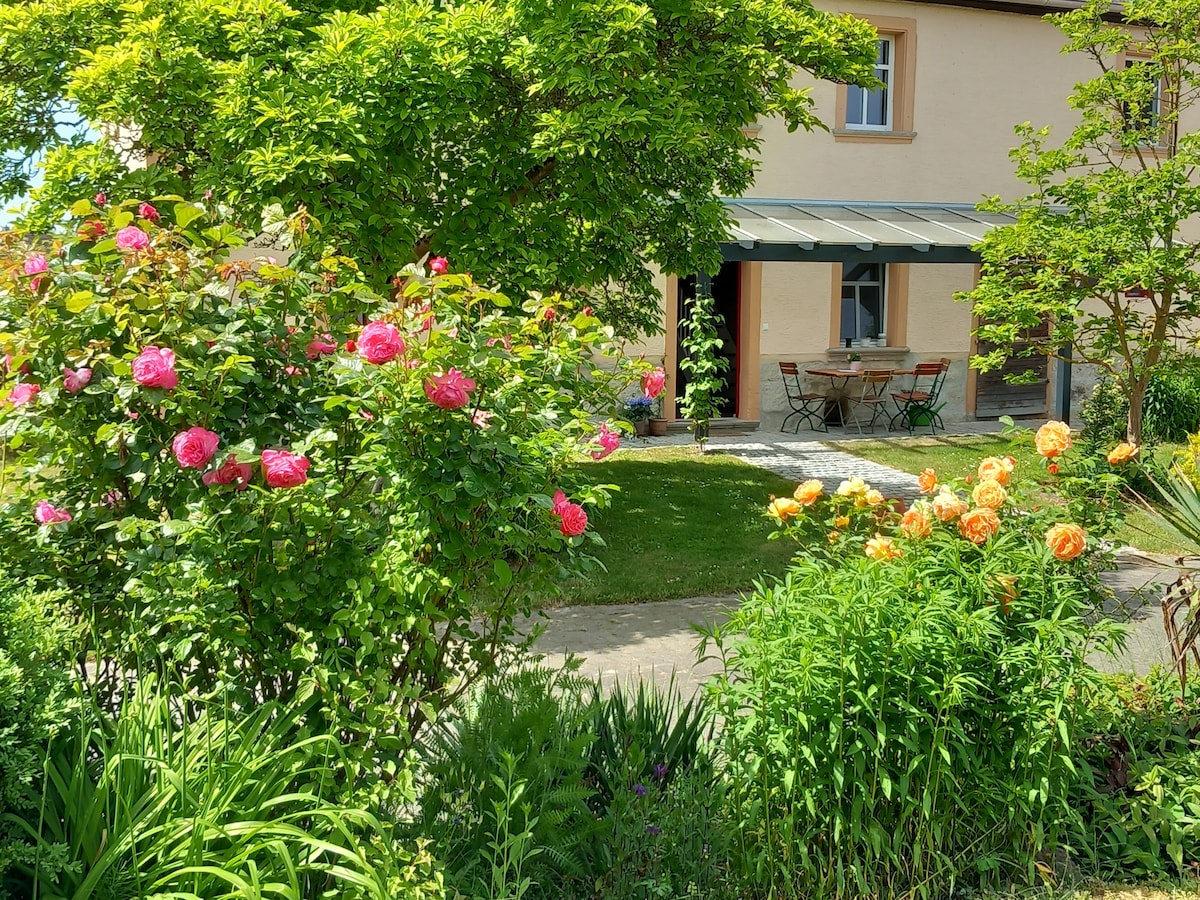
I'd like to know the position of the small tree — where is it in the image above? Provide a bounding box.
[678,290,729,452]
[0,0,879,334]
[962,0,1200,444]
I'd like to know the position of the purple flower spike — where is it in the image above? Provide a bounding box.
[652,763,669,781]
[633,783,647,798]
[646,825,662,836]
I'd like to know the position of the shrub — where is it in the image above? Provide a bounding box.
[1070,670,1200,879]
[7,676,443,899]
[0,580,76,896]
[0,199,646,759]
[1081,358,1200,451]
[410,662,727,899]
[703,447,1124,899]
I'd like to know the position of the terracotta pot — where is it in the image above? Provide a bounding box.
[634,419,649,436]
[648,417,669,436]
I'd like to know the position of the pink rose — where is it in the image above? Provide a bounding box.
[202,454,254,490]
[132,346,178,390]
[7,383,40,406]
[115,226,150,252]
[642,367,666,400]
[416,303,434,333]
[558,502,588,537]
[583,306,593,317]
[357,320,406,365]
[591,422,621,460]
[359,409,375,421]
[343,340,357,354]
[63,367,92,393]
[424,368,476,410]
[171,426,220,469]
[23,254,48,276]
[552,490,570,515]
[77,221,105,242]
[472,409,493,430]
[428,256,449,275]
[138,202,160,222]
[94,192,107,206]
[544,308,556,321]
[34,500,71,526]
[306,335,338,359]
[261,448,310,488]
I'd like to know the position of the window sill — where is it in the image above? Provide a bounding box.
[826,346,910,359]
[1109,142,1171,158]
[833,129,916,144]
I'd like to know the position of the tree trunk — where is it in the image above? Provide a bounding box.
[1127,375,1147,445]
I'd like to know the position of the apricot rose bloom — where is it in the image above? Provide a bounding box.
[958,507,1001,544]
[917,468,938,494]
[931,489,968,522]
[864,534,902,562]
[971,479,1008,510]
[1034,421,1072,459]
[836,476,868,497]
[900,505,933,539]
[793,480,823,506]
[862,489,885,507]
[977,456,1014,485]
[1046,523,1086,560]
[1107,442,1139,465]
[768,496,802,522]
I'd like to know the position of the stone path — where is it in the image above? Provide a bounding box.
[712,437,921,499]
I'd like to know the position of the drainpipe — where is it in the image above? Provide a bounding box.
[1054,348,1073,424]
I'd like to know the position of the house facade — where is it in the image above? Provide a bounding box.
[641,0,1191,430]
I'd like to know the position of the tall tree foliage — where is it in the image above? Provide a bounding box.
[963,0,1200,443]
[0,0,877,330]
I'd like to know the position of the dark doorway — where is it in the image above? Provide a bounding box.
[677,262,740,419]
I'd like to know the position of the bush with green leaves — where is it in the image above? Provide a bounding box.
[1081,358,1200,454]
[678,290,728,449]
[0,198,646,762]
[0,580,76,896]
[410,662,725,899]
[7,676,443,899]
[703,451,1124,899]
[1070,670,1200,879]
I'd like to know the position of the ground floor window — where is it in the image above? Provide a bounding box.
[840,263,886,344]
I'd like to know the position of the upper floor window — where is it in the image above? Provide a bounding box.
[833,19,915,144]
[845,39,894,131]
[1122,57,1163,139]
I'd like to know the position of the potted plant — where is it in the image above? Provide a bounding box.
[848,352,863,372]
[622,396,654,435]
[648,396,669,436]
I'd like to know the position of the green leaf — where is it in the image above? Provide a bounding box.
[65,291,95,314]
[174,202,205,230]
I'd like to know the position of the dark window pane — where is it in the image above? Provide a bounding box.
[840,298,857,341]
[865,86,887,126]
[877,39,890,65]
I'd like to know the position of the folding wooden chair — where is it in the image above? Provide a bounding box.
[845,371,893,435]
[779,362,828,433]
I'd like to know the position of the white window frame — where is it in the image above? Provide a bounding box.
[845,37,895,132]
[841,263,887,343]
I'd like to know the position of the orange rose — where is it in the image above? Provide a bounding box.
[977,456,1014,485]
[958,507,1001,544]
[834,515,850,528]
[900,505,933,539]
[917,468,938,494]
[768,496,802,522]
[864,534,902,561]
[827,530,841,544]
[971,479,1008,510]
[1046,522,1086,560]
[994,574,1019,614]
[1047,462,1059,475]
[793,479,824,506]
[1034,421,1072,459]
[931,489,969,522]
[1107,442,1139,465]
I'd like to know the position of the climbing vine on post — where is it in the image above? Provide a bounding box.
[679,289,729,453]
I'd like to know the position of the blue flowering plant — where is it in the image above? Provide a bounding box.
[621,396,654,424]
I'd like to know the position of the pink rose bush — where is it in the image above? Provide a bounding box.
[0,200,653,751]
[357,320,405,364]
[172,427,220,469]
[261,449,310,488]
[115,225,150,252]
[34,500,71,525]
[428,256,449,275]
[23,254,48,276]
[425,368,476,410]
[642,366,666,399]
[132,346,178,390]
[590,422,621,460]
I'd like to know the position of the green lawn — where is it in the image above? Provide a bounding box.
[556,445,798,606]
[838,434,1193,556]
